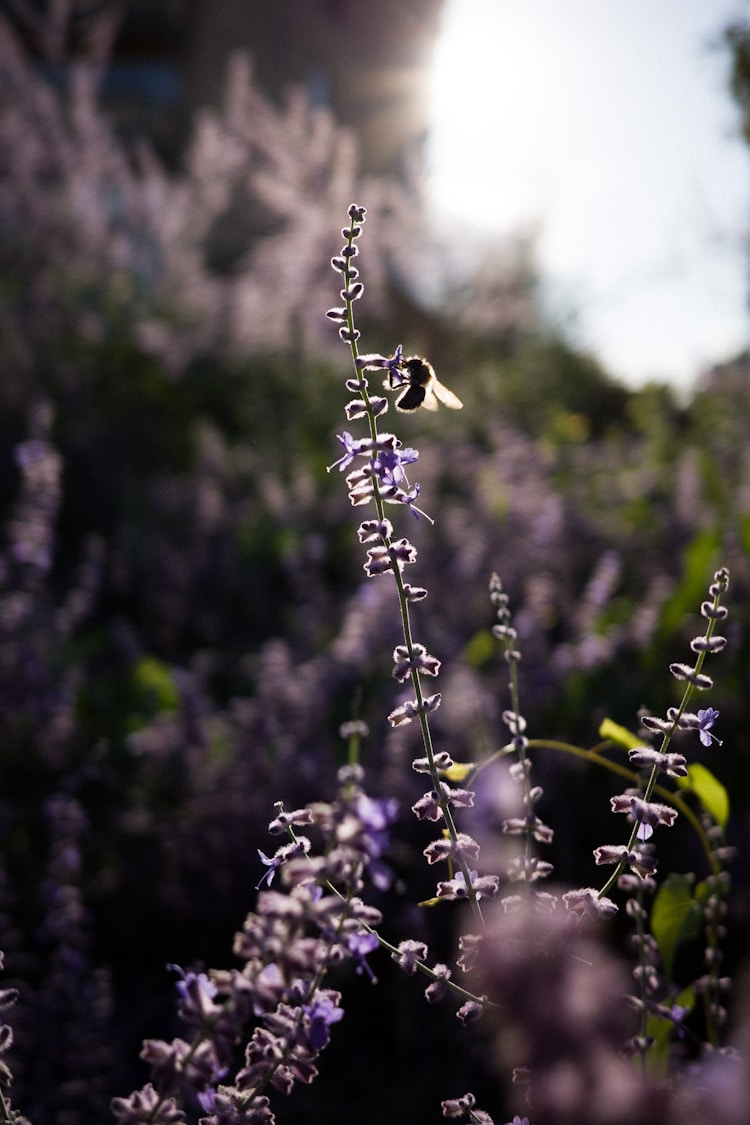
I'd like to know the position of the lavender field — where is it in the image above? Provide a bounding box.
[1,15,750,1125]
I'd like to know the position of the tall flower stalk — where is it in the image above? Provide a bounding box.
[327,205,491,929]
[595,567,730,898]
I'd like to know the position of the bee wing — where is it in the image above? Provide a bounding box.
[431,379,463,410]
[420,387,440,411]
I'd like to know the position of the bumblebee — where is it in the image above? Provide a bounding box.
[387,355,463,413]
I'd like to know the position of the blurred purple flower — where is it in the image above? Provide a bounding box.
[303,991,345,1051]
[347,931,380,983]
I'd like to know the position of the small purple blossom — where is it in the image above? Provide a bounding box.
[610,794,678,832]
[502,815,554,844]
[562,887,618,918]
[256,849,282,889]
[629,745,688,777]
[401,481,433,522]
[441,1092,478,1118]
[347,931,380,982]
[436,870,499,902]
[354,794,398,850]
[373,444,419,489]
[355,344,403,376]
[670,662,713,690]
[423,832,481,867]
[412,782,475,822]
[363,545,393,575]
[267,806,314,834]
[392,642,440,682]
[357,517,393,542]
[255,838,311,889]
[327,431,367,473]
[697,707,723,747]
[412,789,444,821]
[441,1093,496,1122]
[167,965,220,1019]
[393,939,428,974]
[424,962,452,1003]
[411,749,452,773]
[303,991,345,1051]
[347,795,398,890]
[593,844,658,879]
[112,1083,184,1124]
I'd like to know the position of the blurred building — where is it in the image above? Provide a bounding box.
[1,0,445,173]
[183,0,445,174]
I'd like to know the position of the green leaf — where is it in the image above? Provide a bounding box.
[131,656,180,714]
[599,718,642,750]
[657,529,721,641]
[462,629,496,668]
[651,873,703,981]
[676,762,729,828]
[442,761,474,782]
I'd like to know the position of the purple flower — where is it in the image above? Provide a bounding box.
[267,806,314,834]
[562,887,618,918]
[347,931,380,982]
[401,482,433,522]
[357,517,393,542]
[436,870,499,902]
[354,794,398,852]
[392,939,428,974]
[412,789,444,821]
[387,343,403,374]
[593,844,658,879]
[256,849,281,889]
[328,431,366,473]
[697,707,723,747]
[373,444,419,489]
[442,1092,497,1121]
[168,965,220,1019]
[303,991,345,1051]
[392,642,440,682]
[355,344,403,374]
[112,1083,184,1123]
[423,832,481,866]
[441,1093,478,1118]
[424,962,452,1003]
[628,745,688,777]
[255,838,311,889]
[610,794,678,834]
[352,794,398,890]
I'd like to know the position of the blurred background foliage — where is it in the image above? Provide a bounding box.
[1,4,750,1123]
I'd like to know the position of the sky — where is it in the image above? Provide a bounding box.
[426,0,750,389]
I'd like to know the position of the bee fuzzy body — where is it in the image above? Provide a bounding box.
[388,355,463,413]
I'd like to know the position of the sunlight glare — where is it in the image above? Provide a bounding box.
[425,0,750,386]
[427,3,556,231]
